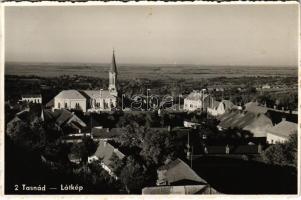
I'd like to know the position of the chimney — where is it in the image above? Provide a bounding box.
[282,107,284,111]
[273,105,277,110]
[100,89,103,97]
[106,128,110,132]
[282,117,286,122]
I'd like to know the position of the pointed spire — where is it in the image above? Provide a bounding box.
[111,49,118,74]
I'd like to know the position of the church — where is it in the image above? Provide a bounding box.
[53,51,118,112]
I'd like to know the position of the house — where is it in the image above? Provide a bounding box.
[183,120,200,128]
[142,158,219,194]
[142,184,219,194]
[183,90,209,112]
[156,158,207,186]
[262,84,271,89]
[21,94,42,104]
[41,109,87,134]
[207,99,234,116]
[88,140,125,177]
[217,110,273,137]
[52,51,118,113]
[266,119,297,144]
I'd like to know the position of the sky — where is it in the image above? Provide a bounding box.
[4,4,299,67]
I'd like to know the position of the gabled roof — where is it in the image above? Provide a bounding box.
[267,120,297,138]
[42,109,86,128]
[244,102,267,114]
[209,100,220,109]
[94,140,125,167]
[221,100,234,110]
[142,185,217,194]
[55,90,86,100]
[157,158,207,185]
[218,110,273,136]
[82,90,112,99]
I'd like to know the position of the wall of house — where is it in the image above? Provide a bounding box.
[22,97,42,104]
[184,99,203,111]
[54,97,87,112]
[266,133,288,144]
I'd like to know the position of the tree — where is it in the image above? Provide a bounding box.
[117,122,146,148]
[109,153,125,176]
[140,129,175,166]
[119,156,148,194]
[70,137,98,164]
[261,133,297,168]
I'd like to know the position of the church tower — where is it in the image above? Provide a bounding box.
[109,50,118,96]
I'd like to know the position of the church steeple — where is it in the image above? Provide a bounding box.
[108,50,118,96]
[110,49,118,74]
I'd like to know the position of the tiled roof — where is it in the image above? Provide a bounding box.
[43,109,86,128]
[142,185,211,194]
[218,110,273,137]
[244,102,267,114]
[157,158,207,185]
[267,120,297,138]
[94,140,125,167]
[55,90,86,100]
[83,90,112,99]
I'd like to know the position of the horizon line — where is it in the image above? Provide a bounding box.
[4,61,297,68]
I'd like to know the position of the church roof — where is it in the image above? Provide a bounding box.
[55,90,86,100]
[110,50,118,74]
[83,90,113,99]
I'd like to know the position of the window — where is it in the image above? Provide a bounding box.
[58,102,60,108]
[190,104,193,108]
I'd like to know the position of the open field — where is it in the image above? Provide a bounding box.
[5,62,298,80]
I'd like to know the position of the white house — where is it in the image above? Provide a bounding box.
[207,99,234,116]
[184,90,208,112]
[21,94,42,104]
[54,90,87,112]
[266,119,297,144]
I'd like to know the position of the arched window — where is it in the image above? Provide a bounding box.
[58,102,61,108]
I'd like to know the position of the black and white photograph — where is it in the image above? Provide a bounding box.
[2,2,299,195]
